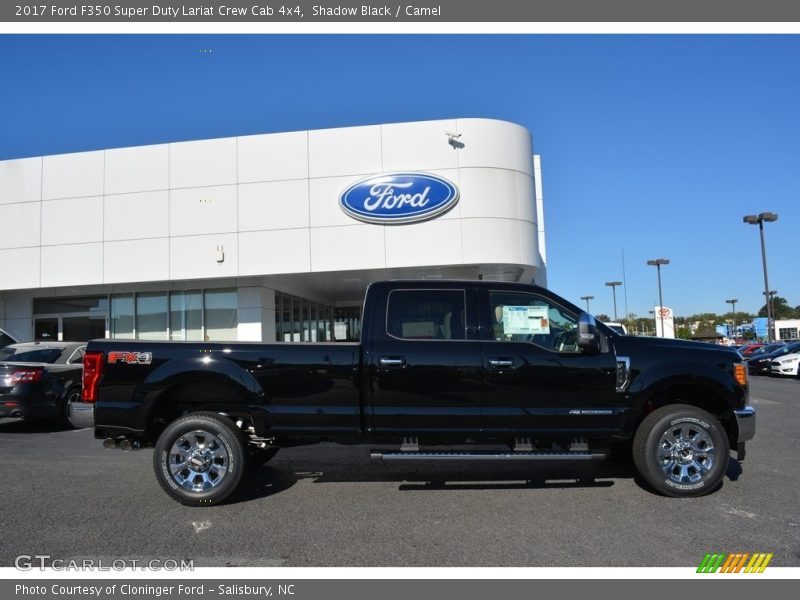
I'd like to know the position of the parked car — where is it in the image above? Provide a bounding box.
[748,341,800,375]
[70,279,754,505]
[0,342,85,423]
[770,352,800,377]
[737,343,764,358]
[0,328,20,348]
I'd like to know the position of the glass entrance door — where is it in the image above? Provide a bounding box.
[34,318,59,341]
[33,314,108,342]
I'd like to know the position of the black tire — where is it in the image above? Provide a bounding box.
[633,404,729,498]
[248,446,280,468]
[57,386,82,427]
[153,412,246,506]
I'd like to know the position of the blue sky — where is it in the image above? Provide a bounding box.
[1,35,797,318]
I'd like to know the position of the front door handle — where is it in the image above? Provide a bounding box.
[488,358,514,369]
[379,356,406,369]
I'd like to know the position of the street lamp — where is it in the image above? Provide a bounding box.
[580,295,594,312]
[743,212,778,342]
[646,258,670,337]
[726,298,737,340]
[605,281,622,321]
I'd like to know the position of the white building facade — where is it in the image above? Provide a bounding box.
[0,118,546,344]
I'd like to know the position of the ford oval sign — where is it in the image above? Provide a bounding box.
[339,173,459,225]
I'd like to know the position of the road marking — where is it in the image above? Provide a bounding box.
[721,506,757,519]
[192,520,212,533]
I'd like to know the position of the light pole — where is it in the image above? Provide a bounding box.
[580,295,594,313]
[726,298,737,341]
[762,290,777,342]
[605,281,622,321]
[743,212,778,342]
[647,258,670,337]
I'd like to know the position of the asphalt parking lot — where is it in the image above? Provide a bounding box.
[0,376,798,568]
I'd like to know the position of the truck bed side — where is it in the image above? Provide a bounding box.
[88,340,361,442]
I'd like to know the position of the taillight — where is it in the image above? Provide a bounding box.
[9,368,44,384]
[82,351,104,402]
[734,363,747,387]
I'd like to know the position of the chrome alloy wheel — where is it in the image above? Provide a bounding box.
[657,423,716,484]
[168,430,229,492]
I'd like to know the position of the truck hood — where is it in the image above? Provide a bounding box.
[612,335,742,360]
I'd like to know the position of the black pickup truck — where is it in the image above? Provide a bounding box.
[71,280,755,506]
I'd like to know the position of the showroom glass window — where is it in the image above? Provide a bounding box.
[170,291,203,341]
[136,292,168,340]
[204,289,238,341]
[111,295,134,339]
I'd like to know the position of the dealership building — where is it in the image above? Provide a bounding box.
[0,118,546,344]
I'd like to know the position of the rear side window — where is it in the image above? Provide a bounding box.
[0,348,62,363]
[386,290,466,340]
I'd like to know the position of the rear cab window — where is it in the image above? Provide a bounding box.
[386,289,466,340]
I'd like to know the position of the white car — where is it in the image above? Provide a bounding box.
[770,352,800,377]
[603,322,628,335]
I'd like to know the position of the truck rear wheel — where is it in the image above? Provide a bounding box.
[153,412,246,506]
[633,404,729,497]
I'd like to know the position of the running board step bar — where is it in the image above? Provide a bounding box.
[370,450,606,461]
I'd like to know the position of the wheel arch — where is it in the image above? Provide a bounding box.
[635,381,739,446]
[143,375,259,443]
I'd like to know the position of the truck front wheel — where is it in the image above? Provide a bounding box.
[153,412,246,506]
[633,404,730,497]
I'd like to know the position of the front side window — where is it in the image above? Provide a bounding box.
[489,291,579,352]
[387,290,466,340]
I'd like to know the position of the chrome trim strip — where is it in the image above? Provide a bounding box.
[616,355,631,393]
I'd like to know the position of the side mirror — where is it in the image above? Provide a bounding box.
[577,312,601,353]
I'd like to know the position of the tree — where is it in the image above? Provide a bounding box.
[757,296,799,320]
[595,313,611,322]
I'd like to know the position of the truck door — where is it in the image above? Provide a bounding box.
[479,288,619,436]
[367,287,483,435]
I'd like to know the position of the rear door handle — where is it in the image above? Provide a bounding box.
[488,358,514,369]
[379,356,406,369]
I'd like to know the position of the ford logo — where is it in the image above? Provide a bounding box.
[339,172,459,225]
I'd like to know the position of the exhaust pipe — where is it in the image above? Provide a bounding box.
[119,439,141,451]
[103,437,142,451]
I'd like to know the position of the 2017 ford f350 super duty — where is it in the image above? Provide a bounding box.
[70,280,755,506]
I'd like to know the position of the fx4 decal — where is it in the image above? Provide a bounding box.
[108,351,153,365]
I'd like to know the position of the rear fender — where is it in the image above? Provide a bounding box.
[137,356,265,439]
